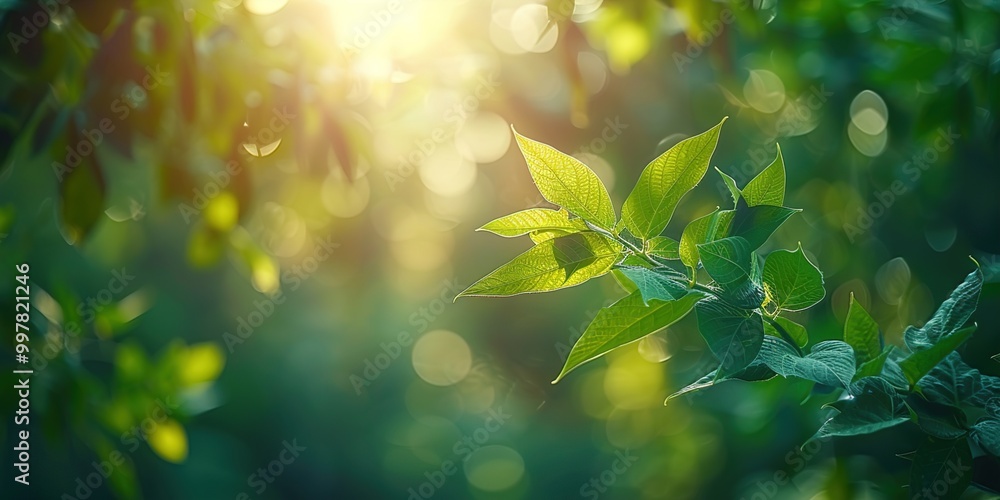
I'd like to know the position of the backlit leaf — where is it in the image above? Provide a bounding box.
[679,208,733,277]
[459,232,621,297]
[727,202,799,250]
[742,144,785,207]
[844,294,881,365]
[621,117,727,240]
[616,265,690,304]
[647,236,680,260]
[554,291,705,383]
[479,208,587,238]
[762,243,825,312]
[513,129,616,230]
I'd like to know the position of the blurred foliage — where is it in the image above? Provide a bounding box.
[0,0,999,498]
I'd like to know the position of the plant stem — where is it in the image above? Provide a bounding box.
[583,221,660,268]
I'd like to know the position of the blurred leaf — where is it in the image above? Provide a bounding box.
[900,325,977,388]
[59,149,106,246]
[909,437,972,500]
[513,128,616,230]
[459,232,621,297]
[763,316,808,348]
[904,267,983,351]
[762,243,825,312]
[742,145,785,207]
[147,419,188,463]
[178,343,225,387]
[478,208,586,238]
[554,290,704,383]
[759,337,856,389]
[698,236,764,309]
[815,378,908,438]
[695,296,764,376]
[844,294,881,366]
[615,265,690,304]
[621,117,726,240]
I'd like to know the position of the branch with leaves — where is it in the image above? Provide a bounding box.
[459,118,1000,497]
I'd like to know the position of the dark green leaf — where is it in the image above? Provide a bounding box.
[727,202,799,250]
[698,236,765,309]
[759,337,856,389]
[909,437,973,500]
[900,325,977,388]
[715,167,742,207]
[815,377,909,438]
[695,297,765,376]
[60,154,106,246]
[973,420,1000,456]
[854,347,893,382]
[615,265,690,304]
[665,359,775,403]
[906,396,968,440]
[917,353,984,407]
[679,208,733,277]
[904,267,983,351]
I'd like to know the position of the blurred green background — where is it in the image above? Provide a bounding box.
[2,0,999,498]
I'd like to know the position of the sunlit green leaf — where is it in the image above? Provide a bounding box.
[762,243,825,312]
[742,144,785,207]
[815,377,908,438]
[621,117,727,240]
[715,167,741,207]
[759,337,856,389]
[647,236,680,260]
[909,437,972,500]
[479,208,587,238]
[904,266,983,351]
[695,296,764,376]
[554,291,705,383]
[763,316,808,348]
[900,325,977,388]
[459,232,621,297]
[513,129,616,230]
[698,236,764,309]
[843,294,881,365]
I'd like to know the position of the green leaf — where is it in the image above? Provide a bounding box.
[554,291,705,383]
[918,353,983,407]
[715,167,742,207]
[763,316,808,348]
[742,144,785,207]
[759,337,856,388]
[621,117,727,240]
[513,129,616,230]
[900,325,977,388]
[905,396,968,440]
[854,347,893,382]
[909,437,973,500]
[528,229,578,244]
[815,378,909,438]
[611,269,639,294]
[728,202,799,250]
[698,236,764,309]
[665,359,775,403]
[616,266,690,305]
[761,243,825,312]
[679,208,733,277]
[904,267,983,351]
[695,297,765,376]
[478,208,587,238]
[843,294,881,365]
[60,157,106,246]
[459,232,621,297]
[973,420,1000,456]
[647,236,680,260]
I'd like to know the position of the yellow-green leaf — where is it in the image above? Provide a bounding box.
[554,291,704,383]
[513,129,616,230]
[844,294,881,365]
[479,208,587,238]
[459,232,621,297]
[647,236,680,260]
[621,117,727,240]
[679,208,733,277]
[742,144,785,207]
